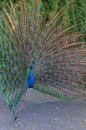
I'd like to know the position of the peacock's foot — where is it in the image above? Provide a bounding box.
[14,117,24,126]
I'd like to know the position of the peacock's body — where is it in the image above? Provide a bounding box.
[0,0,86,118]
[28,62,35,88]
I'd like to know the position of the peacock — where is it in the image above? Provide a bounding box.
[0,0,86,120]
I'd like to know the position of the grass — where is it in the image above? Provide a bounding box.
[34,86,74,101]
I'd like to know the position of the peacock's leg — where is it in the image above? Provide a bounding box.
[9,105,23,126]
[9,105,18,121]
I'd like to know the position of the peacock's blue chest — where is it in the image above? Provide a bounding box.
[28,69,35,88]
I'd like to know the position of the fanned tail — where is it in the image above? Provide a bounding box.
[0,0,86,115]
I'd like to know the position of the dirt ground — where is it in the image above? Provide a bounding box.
[0,89,86,130]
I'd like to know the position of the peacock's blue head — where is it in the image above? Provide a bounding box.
[30,61,35,69]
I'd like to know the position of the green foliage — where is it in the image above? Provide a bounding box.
[66,0,86,31]
[41,0,86,31]
[41,0,58,19]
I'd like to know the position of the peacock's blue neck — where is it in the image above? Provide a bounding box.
[30,68,33,76]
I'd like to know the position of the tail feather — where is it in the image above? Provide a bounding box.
[0,0,86,111]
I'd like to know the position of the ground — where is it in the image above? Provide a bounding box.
[0,89,86,130]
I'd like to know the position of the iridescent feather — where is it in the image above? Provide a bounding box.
[0,0,86,118]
